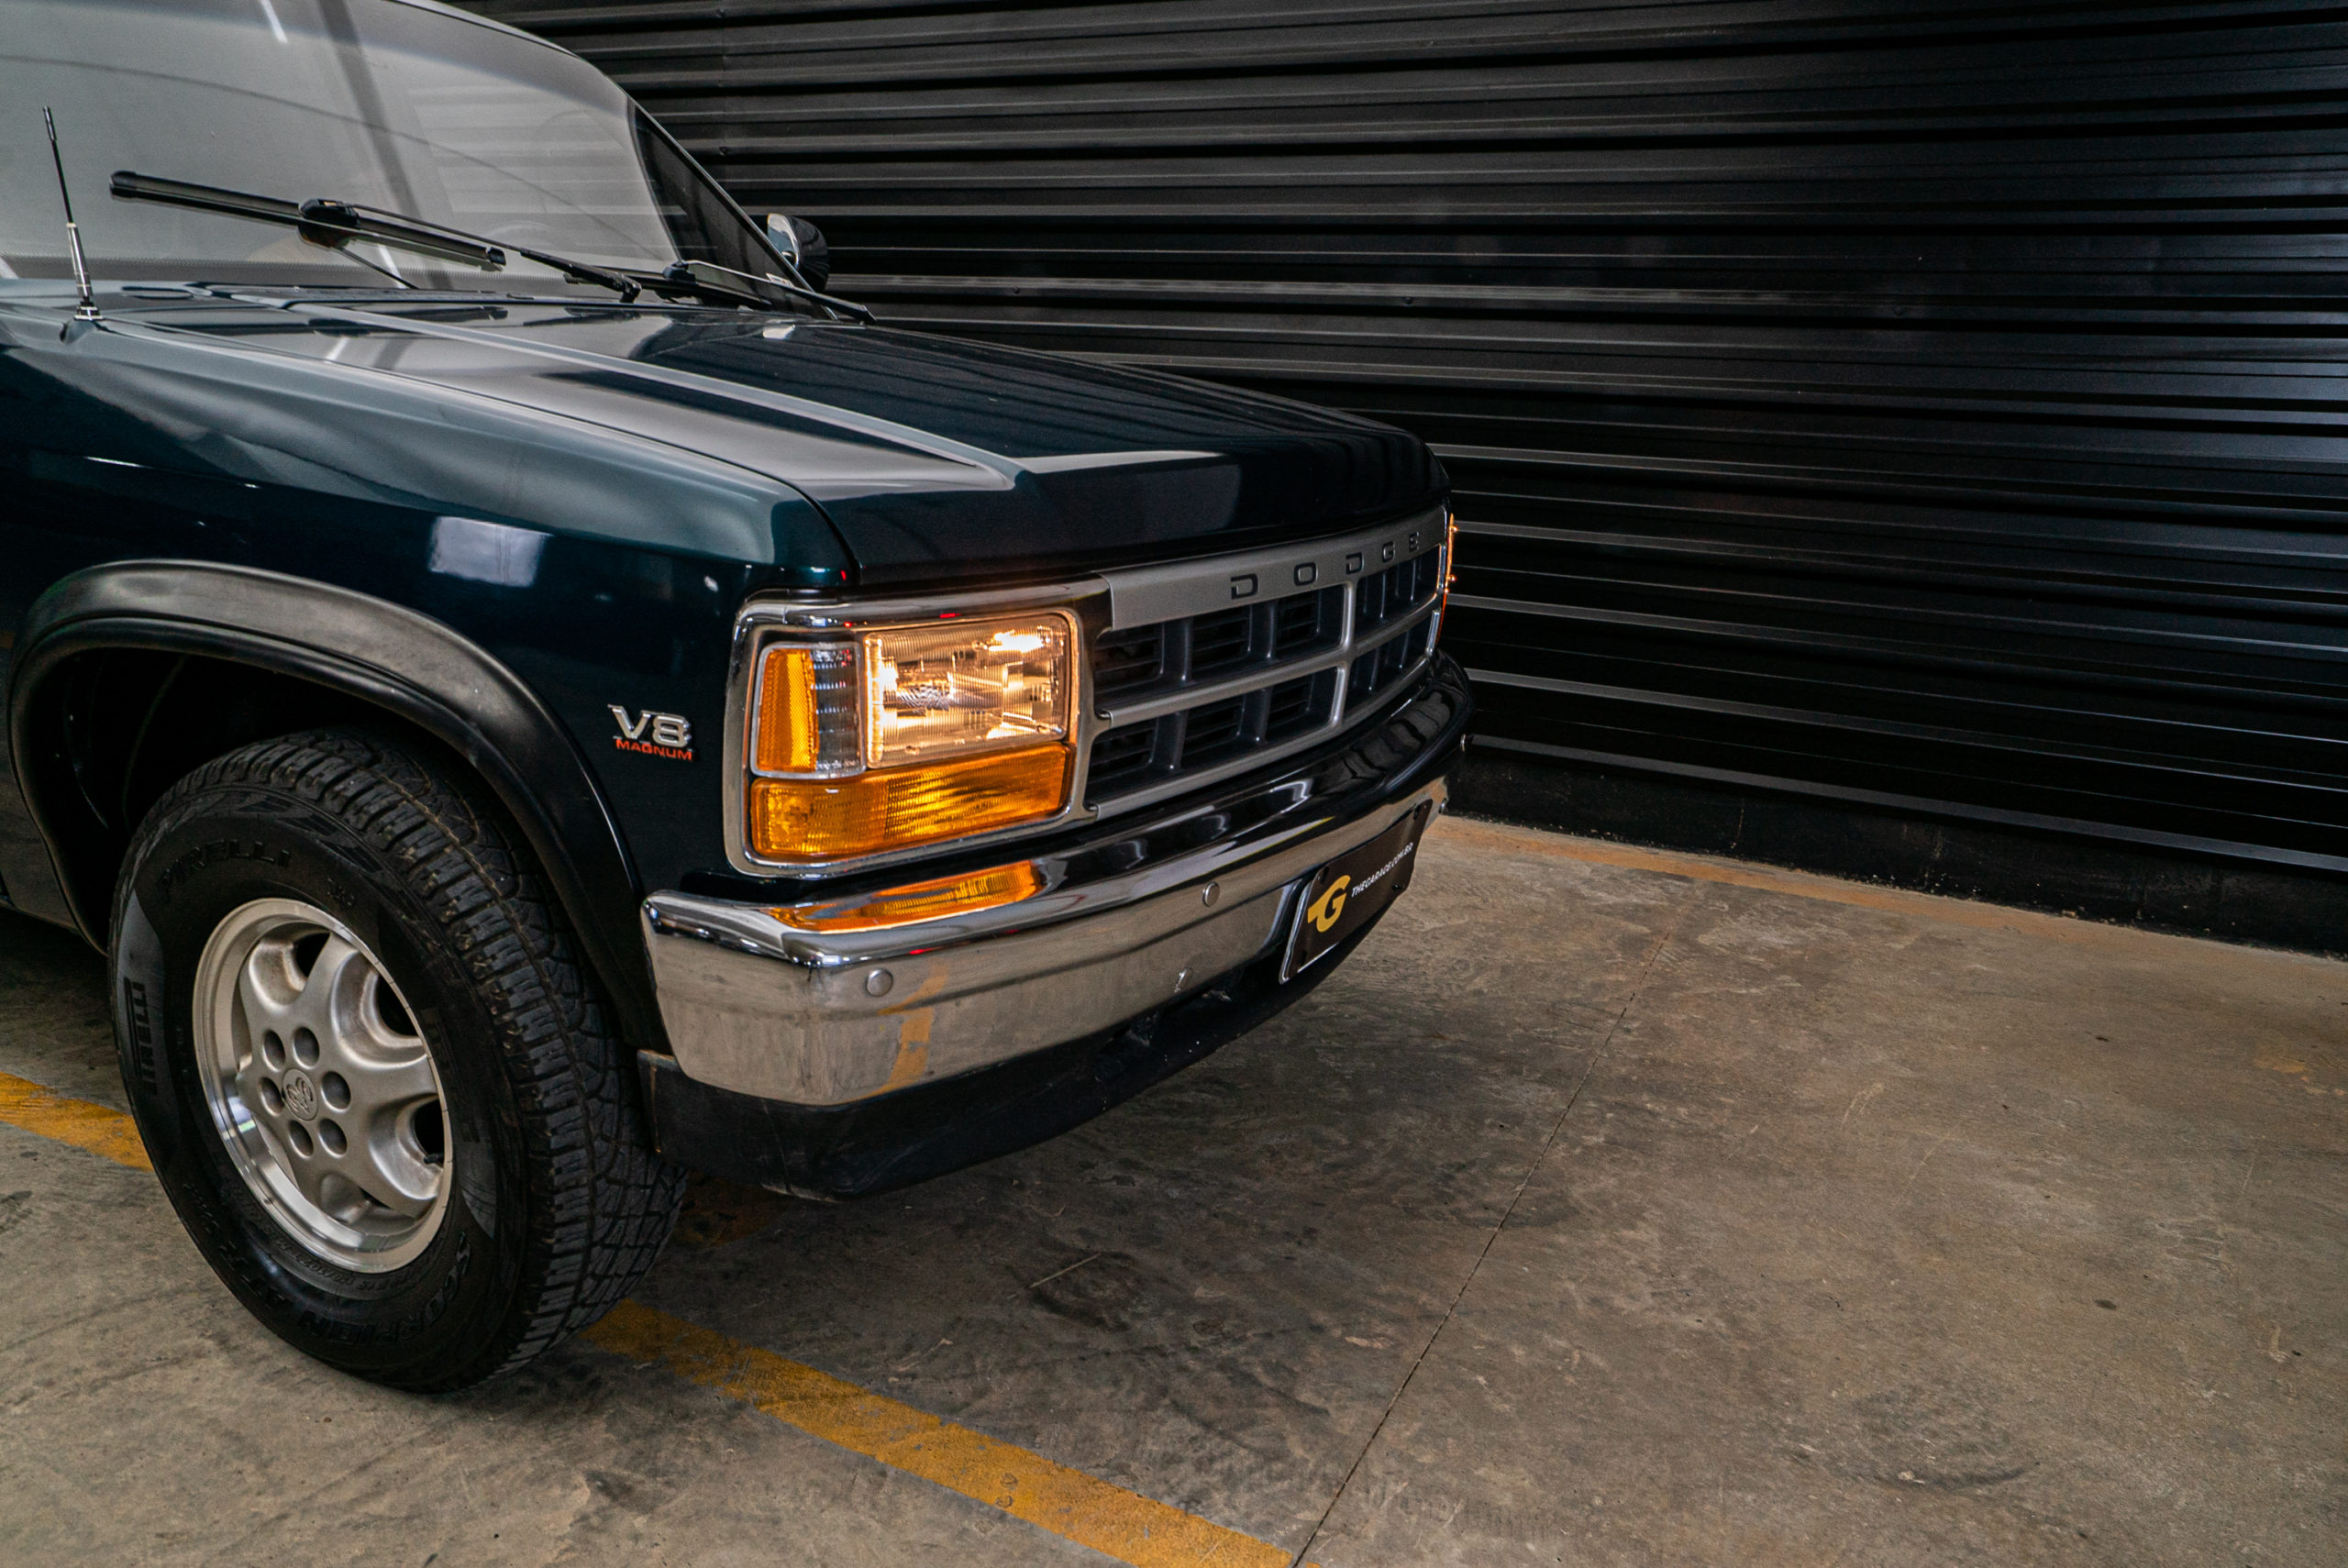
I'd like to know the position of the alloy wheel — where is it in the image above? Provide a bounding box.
[191,899,451,1273]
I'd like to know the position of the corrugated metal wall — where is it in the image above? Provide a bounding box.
[471,0,2348,875]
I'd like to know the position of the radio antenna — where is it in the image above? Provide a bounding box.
[42,107,101,322]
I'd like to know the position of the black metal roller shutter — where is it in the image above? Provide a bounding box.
[469,0,2348,875]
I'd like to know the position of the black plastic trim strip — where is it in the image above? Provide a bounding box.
[7,560,666,1054]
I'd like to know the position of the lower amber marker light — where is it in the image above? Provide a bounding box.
[774,861,1047,933]
[748,744,1072,862]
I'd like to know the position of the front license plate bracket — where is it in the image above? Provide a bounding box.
[1280,801,1434,981]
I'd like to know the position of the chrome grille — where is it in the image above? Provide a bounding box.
[1084,512,1448,812]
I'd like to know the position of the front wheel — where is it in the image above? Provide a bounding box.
[111,729,684,1391]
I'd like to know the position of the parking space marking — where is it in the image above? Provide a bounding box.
[0,1072,1296,1568]
[586,1300,1290,1568]
[0,1069,150,1170]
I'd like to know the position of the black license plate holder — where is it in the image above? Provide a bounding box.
[1281,802,1433,980]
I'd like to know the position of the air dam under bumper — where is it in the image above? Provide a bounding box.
[637,654,1469,1196]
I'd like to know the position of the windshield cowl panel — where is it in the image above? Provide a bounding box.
[2,0,786,298]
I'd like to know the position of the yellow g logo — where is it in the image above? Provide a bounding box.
[1307,875,1351,933]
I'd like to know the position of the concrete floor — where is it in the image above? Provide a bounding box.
[1,815,2342,1566]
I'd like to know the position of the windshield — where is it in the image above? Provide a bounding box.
[0,0,779,292]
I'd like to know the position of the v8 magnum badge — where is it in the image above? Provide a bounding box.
[610,706,693,761]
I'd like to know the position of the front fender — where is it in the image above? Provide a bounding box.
[8,559,665,1054]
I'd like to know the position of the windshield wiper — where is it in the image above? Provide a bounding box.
[110,171,642,301]
[111,171,871,322]
[638,259,873,323]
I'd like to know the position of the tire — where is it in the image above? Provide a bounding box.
[109,728,684,1391]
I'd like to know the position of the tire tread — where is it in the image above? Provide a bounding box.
[148,729,683,1390]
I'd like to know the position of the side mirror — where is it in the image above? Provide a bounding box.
[764,213,830,293]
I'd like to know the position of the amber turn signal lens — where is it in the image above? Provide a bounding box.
[1438,513,1458,626]
[753,645,860,774]
[755,647,818,772]
[748,744,1071,862]
[773,860,1047,933]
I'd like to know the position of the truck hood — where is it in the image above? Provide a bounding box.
[88,293,1445,586]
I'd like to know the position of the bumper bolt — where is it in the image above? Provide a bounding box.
[864,968,894,997]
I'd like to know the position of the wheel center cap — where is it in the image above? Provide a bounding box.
[283,1070,319,1121]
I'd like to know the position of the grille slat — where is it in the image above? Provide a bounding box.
[1273,587,1342,657]
[1086,723,1161,796]
[1355,557,1436,636]
[1091,624,1164,698]
[1186,605,1256,679]
[1177,696,1250,767]
[1085,548,1441,807]
[1266,670,1337,741]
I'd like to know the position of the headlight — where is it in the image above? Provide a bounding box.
[865,619,1072,767]
[745,612,1076,863]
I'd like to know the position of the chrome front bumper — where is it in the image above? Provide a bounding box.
[641,659,1466,1109]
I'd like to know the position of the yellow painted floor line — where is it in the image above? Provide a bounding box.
[584,1301,1291,1568]
[0,1069,151,1170]
[0,1073,1297,1568]
[1433,815,2343,970]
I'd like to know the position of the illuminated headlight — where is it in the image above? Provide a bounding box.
[746,613,1076,863]
[865,620,1072,767]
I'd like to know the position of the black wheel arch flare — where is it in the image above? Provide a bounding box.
[7,559,668,1056]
